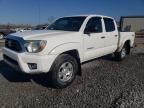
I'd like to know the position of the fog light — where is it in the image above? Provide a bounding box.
[28,63,37,70]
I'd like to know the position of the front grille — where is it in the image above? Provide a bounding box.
[3,54,18,66]
[5,39,22,52]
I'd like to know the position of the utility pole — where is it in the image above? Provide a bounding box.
[38,3,41,25]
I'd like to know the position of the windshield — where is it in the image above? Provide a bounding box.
[47,17,86,31]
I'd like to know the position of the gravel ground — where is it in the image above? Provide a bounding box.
[0,46,144,108]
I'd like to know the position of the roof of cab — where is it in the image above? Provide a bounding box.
[64,14,114,19]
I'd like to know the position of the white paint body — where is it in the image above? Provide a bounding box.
[3,15,135,74]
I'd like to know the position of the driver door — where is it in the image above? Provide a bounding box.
[83,17,106,61]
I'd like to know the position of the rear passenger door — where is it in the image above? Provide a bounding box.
[103,18,119,54]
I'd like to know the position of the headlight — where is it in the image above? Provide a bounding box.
[25,40,47,53]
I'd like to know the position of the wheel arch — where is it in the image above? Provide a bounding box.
[124,40,131,54]
[51,49,82,76]
[117,40,131,53]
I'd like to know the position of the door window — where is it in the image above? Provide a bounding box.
[104,18,115,32]
[85,17,102,33]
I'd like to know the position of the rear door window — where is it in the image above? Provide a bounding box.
[104,18,115,32]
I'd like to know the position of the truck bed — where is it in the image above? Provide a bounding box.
[118,32,135,49]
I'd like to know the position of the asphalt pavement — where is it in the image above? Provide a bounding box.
[0,46,144,108]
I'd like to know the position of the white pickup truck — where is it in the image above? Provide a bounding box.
[3,15,135,88]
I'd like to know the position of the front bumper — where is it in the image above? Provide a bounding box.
[3,48,57,74]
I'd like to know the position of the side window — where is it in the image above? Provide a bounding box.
[85,17,102,33]
[104,18,115,32]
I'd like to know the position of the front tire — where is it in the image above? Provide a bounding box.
[50,54,78,89]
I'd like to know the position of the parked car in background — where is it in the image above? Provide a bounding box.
[0,27,16,39]
[3,15,135,88]
[32,25,48,30]
[15,28,32,32]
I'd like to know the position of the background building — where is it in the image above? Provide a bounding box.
[120,16,144,44]
[120,16,144,32]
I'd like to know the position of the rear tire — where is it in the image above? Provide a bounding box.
[115,45,128,61]
[50,54,78,89]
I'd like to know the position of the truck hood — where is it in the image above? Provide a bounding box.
[9,30,77,40]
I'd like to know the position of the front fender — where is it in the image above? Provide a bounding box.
[49,42,83,61]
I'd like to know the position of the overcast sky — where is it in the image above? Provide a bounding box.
[0,0,144,25]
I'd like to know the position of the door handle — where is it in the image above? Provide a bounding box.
[101,36,105,39]
[115,35,118,37]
